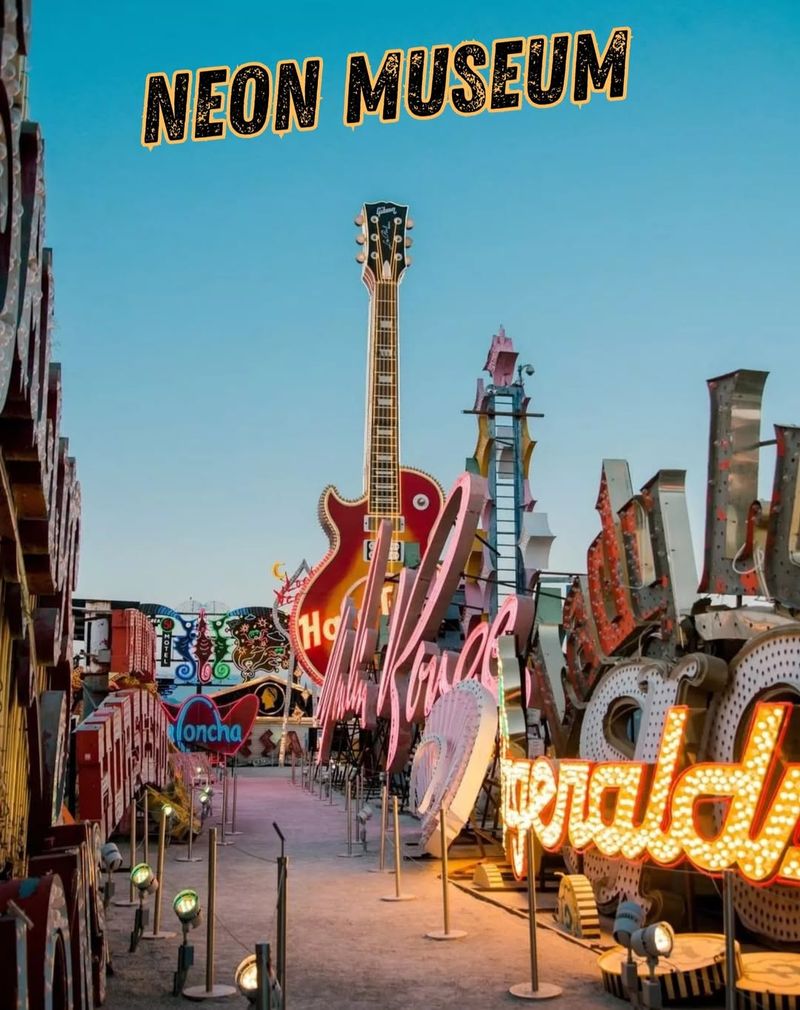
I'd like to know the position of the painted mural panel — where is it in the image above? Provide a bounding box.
[142,603,292,703]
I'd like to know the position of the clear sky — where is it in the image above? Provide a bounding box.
[29,1,798,608]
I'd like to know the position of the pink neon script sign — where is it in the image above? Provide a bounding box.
[317,472,534,770]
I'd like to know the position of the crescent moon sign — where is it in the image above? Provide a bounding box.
[272,561,286,581]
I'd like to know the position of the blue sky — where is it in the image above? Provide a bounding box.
[30,1,798,607]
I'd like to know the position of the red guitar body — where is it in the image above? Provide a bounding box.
[290,467,442,684]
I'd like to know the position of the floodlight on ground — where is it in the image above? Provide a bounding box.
[128,862,157,953]
[100,842,122,907]
[100,842,123,873]
[130,862,157,895]
[235,954,258,1001]
[173,889,201,927]
[172,889,202,994]
[613,901,645,953]
[613,901,645,1001]
[235,945,283,1008]
[632,922,675,962]
[630,922,675,1010]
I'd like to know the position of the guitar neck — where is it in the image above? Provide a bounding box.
[364,279,400,519]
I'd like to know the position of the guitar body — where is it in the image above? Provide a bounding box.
[291,466,442,684]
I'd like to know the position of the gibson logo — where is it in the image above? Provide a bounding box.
[376,205,397,215]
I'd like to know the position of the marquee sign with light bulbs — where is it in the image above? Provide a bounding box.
[500,698,800,888]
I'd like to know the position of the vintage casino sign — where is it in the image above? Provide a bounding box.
[501,699,800,888]
[518,369,800,946]
[76,689,170,840]
[164,694,259,756]
[317,472,534,771]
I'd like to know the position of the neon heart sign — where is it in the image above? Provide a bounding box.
[164,694,259,756]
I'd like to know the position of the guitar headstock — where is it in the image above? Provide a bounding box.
[355,201,414,287]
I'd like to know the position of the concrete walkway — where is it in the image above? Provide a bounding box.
[104,768,627,1009]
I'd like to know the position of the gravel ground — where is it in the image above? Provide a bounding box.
[101,768,645,1009]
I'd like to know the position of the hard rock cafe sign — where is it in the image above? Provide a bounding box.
[316,472,533,772]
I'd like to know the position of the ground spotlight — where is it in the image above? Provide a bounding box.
[357,805,372,850]
[172,889,202,995]
[614,901,645,956]
[129,862,157,952]
[235,947,283,1008]
[235,954,258,1001]
[101,842,123,872]
[162,802,175,846]
[199,786,213,820]
[613,900,645,998]
[174,889,201,928]
[100,842,122,907]
[131,862,157,895]
[632,922,674,962]
[630,922,674,1010]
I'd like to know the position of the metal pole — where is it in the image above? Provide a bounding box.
[114,798,139,906]
[181,827,236,998]
[424,805,466,939]
[188,786,195,860]
[291,751,296,785]
[206,829,216,991]
[276,855,287,1002]
[218,765,232,846]
[508,827,562,998]
[128,803,137,900]
[723,869,737,1010]
[527,827,539,988]
[183,828,235,997]
[442,810,450,934]
[153,808,167,934]
[339,780,363,859]
[347,782,353,854]
[378,784,387,870]
[229,758,241,835]
[393,798,402,896]
[381,796,415,901]
[177,783,202,862]
[142,790,149,867]
[145,807,176,939]
[255,942,271,1010]
[328,767,334,804]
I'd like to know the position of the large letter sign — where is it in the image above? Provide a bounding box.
[501,696,800,887]
[317,472,534,771]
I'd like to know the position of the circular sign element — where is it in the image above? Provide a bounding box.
[412,493,430,510]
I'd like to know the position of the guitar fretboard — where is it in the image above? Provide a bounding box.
[364,279,400,519]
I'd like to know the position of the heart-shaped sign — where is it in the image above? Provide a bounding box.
[163,694,259,756]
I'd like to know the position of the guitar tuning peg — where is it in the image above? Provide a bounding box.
[355,252,366,264]
[355,234,365,245]
[354,213,364,226]
[406,218,415,229]
[405,255,413,266]
[404,237,413,248]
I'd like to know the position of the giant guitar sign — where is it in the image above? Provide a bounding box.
[290,202,442,684]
